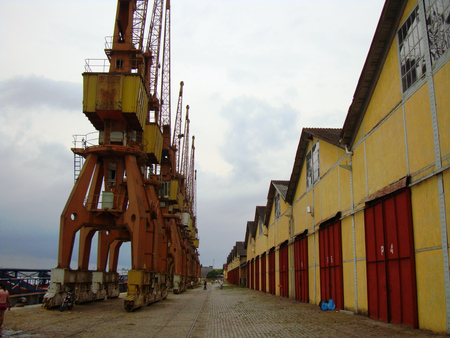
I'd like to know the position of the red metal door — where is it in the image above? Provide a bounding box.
[246,262,250,288]
[268,249,276,295]
[261,254,266,293]
[294,234,309,302]
[319,220,343,309]
[365,189,418,328]
[279,243,289,297]
[250,260,254,290]
[255,256,260,291]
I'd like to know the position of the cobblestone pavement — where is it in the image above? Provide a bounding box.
[1,283,445,337]
[191,284,444,337]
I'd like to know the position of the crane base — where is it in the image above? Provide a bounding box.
[172,274,187,294]
[43,269,119,309]
[124,270,169,311]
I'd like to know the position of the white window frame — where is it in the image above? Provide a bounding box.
[306,141,320,188]
[274,194,281,220]
[397,1,450,94]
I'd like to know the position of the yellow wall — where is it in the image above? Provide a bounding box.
[445,170,450,245]
[404,84,435,176]
[339,159,352,212]
[415,249,446,332]
[356,259,368,315]
[320,167,340,219]
[433,60,450,161]
[411,177,442,249]
[227,256,241,271]
[363,45,402,134]
[352,145,367,207]
[365,107,407,194]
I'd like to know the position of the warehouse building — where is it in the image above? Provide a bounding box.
[228,0,450,334]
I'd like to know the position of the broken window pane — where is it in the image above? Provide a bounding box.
[425,0,450,64]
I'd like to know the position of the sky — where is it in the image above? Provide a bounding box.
[0,0,385,271]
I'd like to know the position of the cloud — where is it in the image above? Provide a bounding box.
[0,138,73,230]
[219,96,301,183]
[0,75,81,111]
[0,0,387,271]
[194,94,302,267]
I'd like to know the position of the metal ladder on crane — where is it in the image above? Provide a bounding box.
[74,153,84,183]
[73,135,87,183]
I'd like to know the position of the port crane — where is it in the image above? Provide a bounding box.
[44,0,200,312]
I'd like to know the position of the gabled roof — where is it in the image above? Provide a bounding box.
[340,0,407,147]
[286,128,342,204]
[236,241,246,257]
[251,206,266,238]
[255,206,266,224]
[227,241,247,263]
[244,221,255,249]
[264,180,289,226]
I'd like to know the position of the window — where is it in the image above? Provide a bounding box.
[159,181,170,199]
[107,162,117,187]
[115,59,124,69]
[398,1,450,92]
[398,7,426,92]
[306,141,320,188]
[259,216,263,234]
[274,194,281,220]
[425,0,450,64]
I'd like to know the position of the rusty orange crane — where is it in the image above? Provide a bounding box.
[43,0,200,312]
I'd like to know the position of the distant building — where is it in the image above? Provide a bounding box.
[226,241,248,286]
[200,265,213,278]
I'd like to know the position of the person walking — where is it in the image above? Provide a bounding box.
[203,280,207,290]
[0,285,12,329]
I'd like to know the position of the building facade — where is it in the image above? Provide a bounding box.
[230,0,450,334]
[226,241,247,286]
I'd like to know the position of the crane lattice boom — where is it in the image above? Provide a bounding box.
[160,0,171,133]
[132,0,148,51]
[146,0,164,99]
[173,81,184,174]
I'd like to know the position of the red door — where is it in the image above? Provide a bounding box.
[279,243,289,297]
[294,234,309,302]
[255,256,260,291]
[246,262,250,288]
[365,189,418,328]
[261,254,266,293]
[268,249,276,295]
[319,220,343,309]
[250,260,254,290]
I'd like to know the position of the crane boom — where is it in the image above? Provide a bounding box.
[132,0,148,51]
[146,0,164,100]
[193,169,197,219]
[188,136,195,202]
[180,106,190,178]
[173,81,184,173]
[160,0,171,135]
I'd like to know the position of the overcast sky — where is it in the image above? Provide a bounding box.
[0,0,385,271]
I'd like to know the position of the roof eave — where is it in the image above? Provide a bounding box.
[340,0,407,147]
